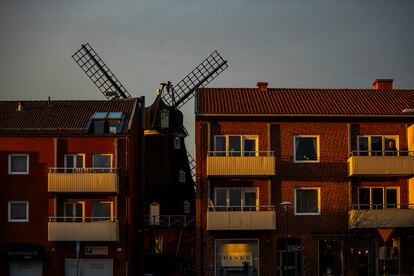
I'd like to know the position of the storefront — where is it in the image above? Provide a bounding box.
[215,239,259,276]
[64,258,113,276]
[7,244,44,276]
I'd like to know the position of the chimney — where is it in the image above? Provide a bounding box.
[373,79,393,90]
[257,82,268,92]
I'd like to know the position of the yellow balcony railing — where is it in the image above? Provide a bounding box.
[48,168,119,193]
[207,205,276,230]
[348,204,414,229]
[348,151,414,177]
[207,151,275,176]
[48,217,119,241]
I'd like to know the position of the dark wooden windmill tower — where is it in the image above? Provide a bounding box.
[72,43,228,275]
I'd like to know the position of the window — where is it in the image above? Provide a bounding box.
[92,201,113,221]
[358,187,399,209]
[8,201,29,222]
[294,188,320,215]
[92,153,112,172]
[174,137,181,149]
[8,154,29,175]
[179,169,186,183]
[357,136,398,156]
[294,136,319,163]
[64,154,85,173]
[154,234,164,254]
[214,187,258,211]
[85,111,126,134]
[213,135,258,156]
[64,201,85,222]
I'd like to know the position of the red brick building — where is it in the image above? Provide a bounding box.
[0,99,144,276]
[195,79,414,275]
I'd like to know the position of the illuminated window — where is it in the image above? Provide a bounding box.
[213,135,258,156]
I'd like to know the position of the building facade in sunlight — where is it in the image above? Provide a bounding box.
[195,79,414,275]
[0,98,144,276]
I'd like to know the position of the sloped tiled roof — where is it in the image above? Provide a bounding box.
[0,99,139,136]
[196,88,414,116]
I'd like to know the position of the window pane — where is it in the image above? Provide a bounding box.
[65,155,74,168]
[296,189,318,213]
[244,191,256,211]
[215,136,226,156]
[75,156,84,168]
[384,138,397,156]
[372,188,384,209]
[229,188,241,210]
[295,137,317,161]
[358,188,370,209]
[93,154,110,172]
[10,202,27,220]
[216,189,227,211]
[228,136,241,156]
[244,139,256,156]
[10,155,27,173]
[94,112,108,119]
[386,189,397,208]
[371,136,383,156]
[358,137,369,156]
[92,202,111,221]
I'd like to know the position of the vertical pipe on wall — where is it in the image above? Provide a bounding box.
[347,124,351,156]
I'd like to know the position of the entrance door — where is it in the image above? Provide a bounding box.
[65,258,113,276]
[278,250,301,276]
[9,261,42,276]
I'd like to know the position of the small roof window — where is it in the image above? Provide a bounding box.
[94,112,108,119]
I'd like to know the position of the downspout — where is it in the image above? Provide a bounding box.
[139,98,146,276]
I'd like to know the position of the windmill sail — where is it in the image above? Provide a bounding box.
[72,43,132,100]
[162,50,228,109]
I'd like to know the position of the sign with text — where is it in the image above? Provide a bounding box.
[222,252,252,267]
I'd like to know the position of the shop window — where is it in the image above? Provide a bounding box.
[8,201,29,222]
[357,136,398,156]
[213,135,258,156]
[357,187,399,209]
[294,136,319,162]
[294,188,320,215]
[8,154,29,175]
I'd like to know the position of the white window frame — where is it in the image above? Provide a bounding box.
[64,154,85,167]
[357,135,399,156]
[357,187,400,209]
[293,135,320,163]
[213,135,259,156]
[8,201,29,222]
[64,201,85,222]
[8,154,29,175]
[294,187,321,215]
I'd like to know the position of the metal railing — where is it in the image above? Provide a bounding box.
[350,203,414,210]
[49,216,118,222]
[49,167,118,173]
[208,205,275,212]
[349,150,414,157]
[144,215,195,227]
[208,151,274,157]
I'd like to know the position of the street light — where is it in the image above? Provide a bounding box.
[280,201,293,276]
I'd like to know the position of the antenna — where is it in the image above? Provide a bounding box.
[72,43,132,100]
[161,50,228,109]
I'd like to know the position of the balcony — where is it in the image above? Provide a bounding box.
[144,215,196,227]
[48,168,119,193]
[348,204,414,229]
[207,151,275,176]
[347,151,414,177]
[207,206,276,230]
[48,217,119,241]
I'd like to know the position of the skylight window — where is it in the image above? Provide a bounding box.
[108,112,123,119]
[85,111,126,134]
[94,112,108,119]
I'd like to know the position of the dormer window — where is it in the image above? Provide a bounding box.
[85,112,126,134]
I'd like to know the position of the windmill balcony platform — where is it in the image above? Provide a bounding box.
[207,151,275,176]
[207,205,276,230]
[48,217,119,241]
[144,215,196,227]
[48,168,119,193]
[348,204,414,229]
[347,151,414,177]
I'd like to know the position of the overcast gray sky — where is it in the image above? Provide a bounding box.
[1,0,413,155]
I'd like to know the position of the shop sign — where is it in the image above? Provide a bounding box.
[222,252,252,267]
[85,246,109,255]
[7,244,44,260]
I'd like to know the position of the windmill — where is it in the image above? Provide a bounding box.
[72,43,228,275]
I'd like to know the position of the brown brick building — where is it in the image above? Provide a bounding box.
[195,80,414,275]
[0,99,144,276]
